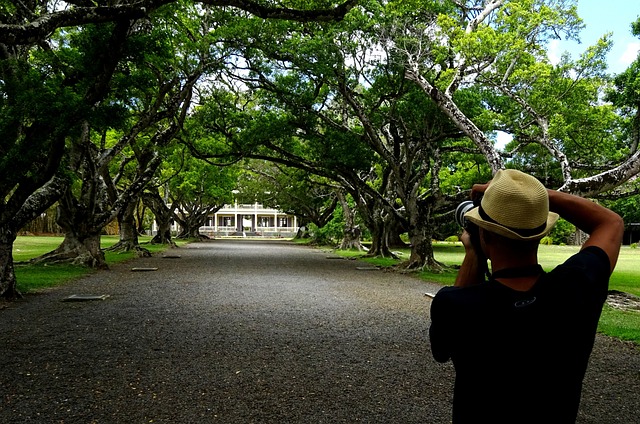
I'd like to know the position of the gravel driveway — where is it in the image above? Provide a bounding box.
[0,239,638,423]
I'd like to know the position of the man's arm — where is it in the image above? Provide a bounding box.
[454,229,487,287]
[547,190,624,273]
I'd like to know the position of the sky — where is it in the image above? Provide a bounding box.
[549,0,640,74]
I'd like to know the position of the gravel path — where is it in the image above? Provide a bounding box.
[0,239,638,423]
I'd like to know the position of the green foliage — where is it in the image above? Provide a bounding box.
[548,218,576,245]
[604,194,640,225]
[539,236,553,246]
[308,205,344,245]
[438,159,493,194]
[163,146,239,206]
[444,235,459,243]
[234,161,338,228]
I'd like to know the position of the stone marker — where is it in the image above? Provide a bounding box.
[63,294,110,302]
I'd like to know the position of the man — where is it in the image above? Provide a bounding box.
[429,169,624,423]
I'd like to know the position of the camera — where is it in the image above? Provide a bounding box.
[454,195,489,280]
[455,197,482,229]
[455,200,474,228]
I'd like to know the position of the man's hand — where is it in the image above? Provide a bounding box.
[455,227,487,287]
[459,229,473,251]
[471,182,490,203]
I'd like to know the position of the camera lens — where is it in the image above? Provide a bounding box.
[455,200,476,228]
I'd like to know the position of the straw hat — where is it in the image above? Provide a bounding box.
[464,169,559,241]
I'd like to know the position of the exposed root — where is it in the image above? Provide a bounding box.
[607,290,640,312]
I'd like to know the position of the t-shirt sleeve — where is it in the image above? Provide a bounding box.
[568,245,611,275]
[553,245,611,301]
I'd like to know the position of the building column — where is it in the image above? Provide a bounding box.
[236,214,243,232]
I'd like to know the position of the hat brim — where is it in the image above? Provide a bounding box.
[465,207,559,241]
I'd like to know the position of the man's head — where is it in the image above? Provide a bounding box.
[465,169,559,241]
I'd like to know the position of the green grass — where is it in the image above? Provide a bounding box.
[331,242,640,346]
[12,235,186,293]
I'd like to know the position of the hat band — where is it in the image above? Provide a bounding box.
[478,206,547,238]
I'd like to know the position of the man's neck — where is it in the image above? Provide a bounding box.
[490,262,542,292]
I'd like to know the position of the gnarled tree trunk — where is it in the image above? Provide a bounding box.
[142,190,176,246]
[0,227,20,299]
[404,200,444,272]
[106,198,151,257]
[31,190,108,269]
[33,231,106,269]
[337,191,365,251]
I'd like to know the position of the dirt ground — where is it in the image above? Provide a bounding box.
[0,239,638,423]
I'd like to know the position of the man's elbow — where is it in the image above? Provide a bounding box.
[612,213,625,241]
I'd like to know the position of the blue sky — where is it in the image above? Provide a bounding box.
[549,0,640,74]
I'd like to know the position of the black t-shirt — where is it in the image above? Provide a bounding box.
[429,246,611,423]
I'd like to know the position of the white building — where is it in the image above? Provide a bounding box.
[199,202,299,238]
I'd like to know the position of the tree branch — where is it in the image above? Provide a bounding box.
[0,0,359,45]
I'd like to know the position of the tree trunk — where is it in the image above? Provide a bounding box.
[30,193,108,269]
[384,210,409,249]
[151,220,175,245]
[106,199,151,257]
[175,214,209,240]
[0,227,20,299]
[293,222,311,239]
[32,231,107,269]
[136,203,147,235]
[404,200,444,271]
[337,191,365,251]
[406,227,442,271]
[142,191,176,246]
[363,211,395,258]
[367,225,394,257]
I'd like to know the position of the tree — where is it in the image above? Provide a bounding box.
[142,187,177,246]
[396,0,640,197]
[31,12,203,268]
[165,148,239,239]
[0,15,133,295]
[203,0,483,269]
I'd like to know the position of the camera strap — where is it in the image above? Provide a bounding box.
[490,264,543,280]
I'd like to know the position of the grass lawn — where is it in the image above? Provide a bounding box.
[338,242,640,346]
[12,235,185,293]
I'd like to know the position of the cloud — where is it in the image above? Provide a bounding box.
[495,131,513,150]
[547,39,561,65]
[619,42,640,67]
